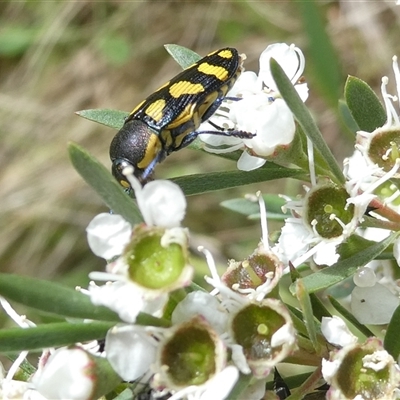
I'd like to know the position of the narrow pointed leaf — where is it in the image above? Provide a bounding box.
[0,322,115,353]
[164,44,201,69]
[270,58,345,184]
[76,109,128,129]
[309,293,331,321]
[68,142,142,225]
[297,0,342,107]
[327,295,374,338]
[338,99,359,135]
[221,194,286,220]
[226,373,252,400]
[172,165,303,196]
[290,232,398,294]
[384,305,400,359]
[0,273,120,321]
[345,75,386,132]
[296,280,320,353]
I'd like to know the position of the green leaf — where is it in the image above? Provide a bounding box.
[309,293,331,321]
[291,232,399,294]
[338,99,359,135]
[172,164,304,196]
[270,58,345,185]
[164,44,201,69]
[68,142,142,225]
[384,305,400,359]
[345,75,387,132]
[221,194,287,220]
[286,304,308,337]
[226,372,252,400]
[76,109,128,129]
[0,322,115,353]
[296,280,321,353]
[327,295,374,338]
[336,234,376,260]
[0,273,120,321]
[297,0,342,107]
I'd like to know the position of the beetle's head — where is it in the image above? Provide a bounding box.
[110,119,163,187]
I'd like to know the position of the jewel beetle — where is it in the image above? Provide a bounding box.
[110,47,251,186]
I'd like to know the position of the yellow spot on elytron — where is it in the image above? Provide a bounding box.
[169,81,204,98]
[137,133,161,169]
[144,99,166,122]
[197,63,228,81]
[130,100,145,115]
[217,49,233,59]
[167,103,195,129]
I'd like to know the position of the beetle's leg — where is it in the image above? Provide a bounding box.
[200,89,243,122]
[175,127,254,151]
[139,149,167,183]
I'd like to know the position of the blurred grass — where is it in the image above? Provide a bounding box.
[1,0,400,290]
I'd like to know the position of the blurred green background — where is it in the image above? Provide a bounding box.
[1,1,400,287]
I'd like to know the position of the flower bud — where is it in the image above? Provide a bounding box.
[33,347,120,400]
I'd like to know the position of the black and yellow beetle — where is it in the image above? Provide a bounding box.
[110,47,252,186]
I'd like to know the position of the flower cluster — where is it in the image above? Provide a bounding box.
[199,43,308,171]
[3,41,400,400]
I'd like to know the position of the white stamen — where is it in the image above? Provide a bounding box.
[307,137,316,186]
[364,158,400,194]
[198,246,220,283]
[291,44,306,84]
[257,191,269,247]
[0,296,34,328]
[384,189,400,204]
[123,166,142,193]
[392,55,400,111]
[203,143,243,154]
[381,76,400,127]
[88,272,125,282]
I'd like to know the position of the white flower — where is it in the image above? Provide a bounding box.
[125,167,186,228]
[171,291,229,335]
[136,179,186,228]
[86,168,187,260]
[88,280,167,323]
[321,316,358,347]
[200,43,308,171]
[84,169,191,323]
[394,237,400,265]
[86,213,132,259]
[351,282,400,324]
[355,56,400,178]
[32,348,94,400]
[105,325,158,381]
[165,366,239,400]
